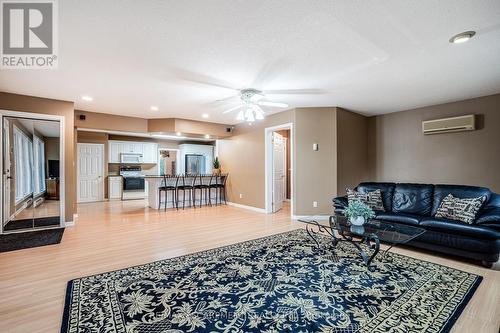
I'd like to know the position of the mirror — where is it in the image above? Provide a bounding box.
[2,117,61,233]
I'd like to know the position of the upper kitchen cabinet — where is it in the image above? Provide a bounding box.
[142,143,158,164]
[109,140,158,163]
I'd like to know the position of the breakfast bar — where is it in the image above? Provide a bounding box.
[145,174,227,210]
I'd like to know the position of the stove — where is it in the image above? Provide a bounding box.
[120,166,145,199]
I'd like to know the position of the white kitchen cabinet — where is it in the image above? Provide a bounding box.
[108,141,123,163]
[108,141,158,163]
[142,143,158,164]
[108,176,123,199]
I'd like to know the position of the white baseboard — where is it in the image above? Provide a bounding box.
[226,201,266,214]
[65,214,78,227]
[292,215,330,221]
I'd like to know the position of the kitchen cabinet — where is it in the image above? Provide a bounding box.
[108,176,122,199]
[108,141,158,163]
[142,143,158,164]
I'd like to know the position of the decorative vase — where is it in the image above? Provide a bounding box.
[350,225,365,235]
[350,216,365,226]
[212,168,221,175]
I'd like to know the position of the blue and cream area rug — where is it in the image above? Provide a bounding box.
[61,229,481,333]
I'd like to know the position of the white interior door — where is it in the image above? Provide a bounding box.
[77,143,104,203]
[272,132,285,212]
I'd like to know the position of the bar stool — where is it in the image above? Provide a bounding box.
[177,174,196,209]
[209,173,228,205]
[193,174,211,207]
[208,173,219,205]
[158,174,178,211]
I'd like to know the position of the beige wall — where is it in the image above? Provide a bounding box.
[75,110,148,132]
[218,111,293,209]
[336,108,370,195]
[0,92,76,222]
[218,107,371,216]
[368,93,500,192]
[293,107,338,215]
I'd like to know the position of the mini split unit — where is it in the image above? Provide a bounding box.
[422,115,476,135]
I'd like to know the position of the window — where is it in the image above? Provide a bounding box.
[33,135,46,196]
[13,126,34,203]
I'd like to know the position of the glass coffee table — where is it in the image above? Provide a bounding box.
[298,215,425,269]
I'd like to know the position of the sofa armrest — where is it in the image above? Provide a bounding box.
[333,196,348,214]
[476,207,500,232]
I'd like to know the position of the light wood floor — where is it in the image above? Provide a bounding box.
[0,200,498,333]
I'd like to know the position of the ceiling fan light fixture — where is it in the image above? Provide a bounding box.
[255,110,265,120]
[258,101,289,108]
[245,108,255,122]
[249,93,264,103]
[236,110,245,121]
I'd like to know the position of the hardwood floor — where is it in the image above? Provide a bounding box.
[0,200,499,332]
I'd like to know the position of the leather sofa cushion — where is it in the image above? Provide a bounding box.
[392,183,433,215]
[374,212,424,226]
[432,184,491,216]
[356,182,395,212]
[420,217,500,240]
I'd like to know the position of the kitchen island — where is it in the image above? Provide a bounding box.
[145,175,225,209]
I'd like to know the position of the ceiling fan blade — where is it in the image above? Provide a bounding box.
[216,94,240,103]
[258,101,289,108]
[222,104,244,114]
[263,89,328,95]
[167,67,238,91]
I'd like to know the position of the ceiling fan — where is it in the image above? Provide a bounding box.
[220,88,290,123]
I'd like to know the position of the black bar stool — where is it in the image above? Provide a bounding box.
[158,174,178,211]
[193,174,211,207]
[177,174,195,209]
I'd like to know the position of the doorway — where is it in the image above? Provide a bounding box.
[77,143,105,203]
[265,123,293,215]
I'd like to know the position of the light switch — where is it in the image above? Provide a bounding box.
[313,143,319,151]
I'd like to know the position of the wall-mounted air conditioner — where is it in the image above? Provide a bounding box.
[422,115,475,135]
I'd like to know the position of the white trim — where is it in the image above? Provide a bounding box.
[0,110,65,233]
[292,215,330,221]
[65,221,75,227]
[226,201,266,213]
[264,122,294,216]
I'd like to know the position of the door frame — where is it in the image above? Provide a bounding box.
[156,148,180,175]
[77,143,105,203]
[264,122,293,216]
[0,110,65,233]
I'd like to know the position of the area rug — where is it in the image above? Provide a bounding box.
[61,229,481,333]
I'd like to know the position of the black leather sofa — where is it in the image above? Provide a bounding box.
[333,182,500,267]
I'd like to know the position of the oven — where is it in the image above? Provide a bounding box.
[122,177,145,191]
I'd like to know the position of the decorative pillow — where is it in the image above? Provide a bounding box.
[435,194,486,224]
[347,188,385,211]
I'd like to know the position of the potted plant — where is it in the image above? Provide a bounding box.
[212,157,221,174]
[344,201,375,226]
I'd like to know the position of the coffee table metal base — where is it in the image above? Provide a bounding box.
[305,221,381,269]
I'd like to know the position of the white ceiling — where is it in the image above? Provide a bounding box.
[1,0,500,124]
[18,119,60,137]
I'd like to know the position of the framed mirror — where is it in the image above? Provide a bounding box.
[1,113,64,234]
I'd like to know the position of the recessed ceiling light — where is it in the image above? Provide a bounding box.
[204,134,210,139]
[150,106,159,111]
[449,31,476,44]
[202,113,209,119]
[81,95,93,101]
[176,132,182,136]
